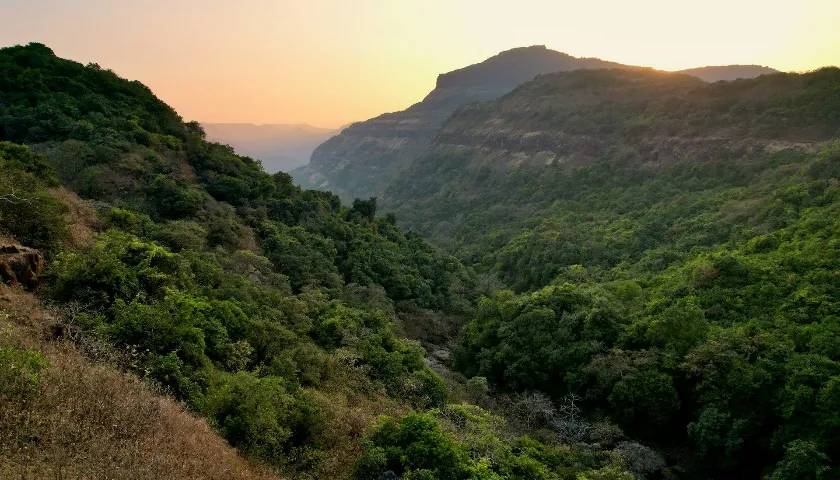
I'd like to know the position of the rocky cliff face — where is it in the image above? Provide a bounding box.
[0,244,44,289]
[292,46,628,201]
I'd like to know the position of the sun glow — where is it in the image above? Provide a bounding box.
[2,0,837,128]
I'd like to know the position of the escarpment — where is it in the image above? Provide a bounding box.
[293,46,629,201]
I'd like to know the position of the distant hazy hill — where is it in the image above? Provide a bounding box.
[677,64,778,82]
[292,46,628,200]
[202,123,336,172]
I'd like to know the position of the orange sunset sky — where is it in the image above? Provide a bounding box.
[2,0,838,128]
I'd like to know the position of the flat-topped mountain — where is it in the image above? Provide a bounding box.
[292,46,629,201]
[293,46,780,202]
[422,45,627,108]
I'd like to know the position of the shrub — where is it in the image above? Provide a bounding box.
[355,413,471,480]
[153,220,207,251]
[0,346,48,400]
[148,175,205,219]
[201,372,321,464]
[48,231,192,308]
[769,440,830,480]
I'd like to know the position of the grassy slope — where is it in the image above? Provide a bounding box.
[0,285,278,480]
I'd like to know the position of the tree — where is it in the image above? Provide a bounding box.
[769,440,830,480]
[350,197,377,221]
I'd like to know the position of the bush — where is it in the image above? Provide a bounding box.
[400,368,447,409]
[153,220,207,251]
[355,413,471,480]
[48,231,192,308]
[148,175,205,219]
[769,440,830,480]
[576,465,634,480]
[202,372,321,463]
[0,346,48,400]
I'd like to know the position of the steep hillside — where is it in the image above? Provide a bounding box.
[0,43,661,480]
[0,42,473,478]
[292,46,628,201]
[386,67,840,287]
[381,67,840,478]
[4,42,838,479]
[202,123,336,172]
[0,286,278,480]
[293,47,779,203]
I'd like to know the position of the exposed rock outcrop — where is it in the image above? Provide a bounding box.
[0,245,44,289]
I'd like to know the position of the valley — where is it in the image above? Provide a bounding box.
[0,35,838,480]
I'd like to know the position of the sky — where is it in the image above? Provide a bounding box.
[1,0,838,128]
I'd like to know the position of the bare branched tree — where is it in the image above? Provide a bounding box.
[612,441,666,479]
[510,391,556,431]
[551,393,590,444]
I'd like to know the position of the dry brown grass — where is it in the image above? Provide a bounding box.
[291,361,408,480]
[49,187,101,249]
[0,286,280,480]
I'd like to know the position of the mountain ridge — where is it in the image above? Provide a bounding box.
[292,46,631,200]
[293,46,779,201]
[677,64,779,82]
[433,45,625,90]
[383,66,840,285]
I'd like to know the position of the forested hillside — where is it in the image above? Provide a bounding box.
[382,67,840,478]
[387,68,840,289]
[1,42,837,480]
[293,46,775,204]
[0,43,662,480]
[0,43,471,478]
[292,46,628,201]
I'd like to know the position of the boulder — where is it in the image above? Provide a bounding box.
[0,245,44,289]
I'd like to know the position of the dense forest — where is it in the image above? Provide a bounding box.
[1,43,838,480]
[384,68,840,478]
